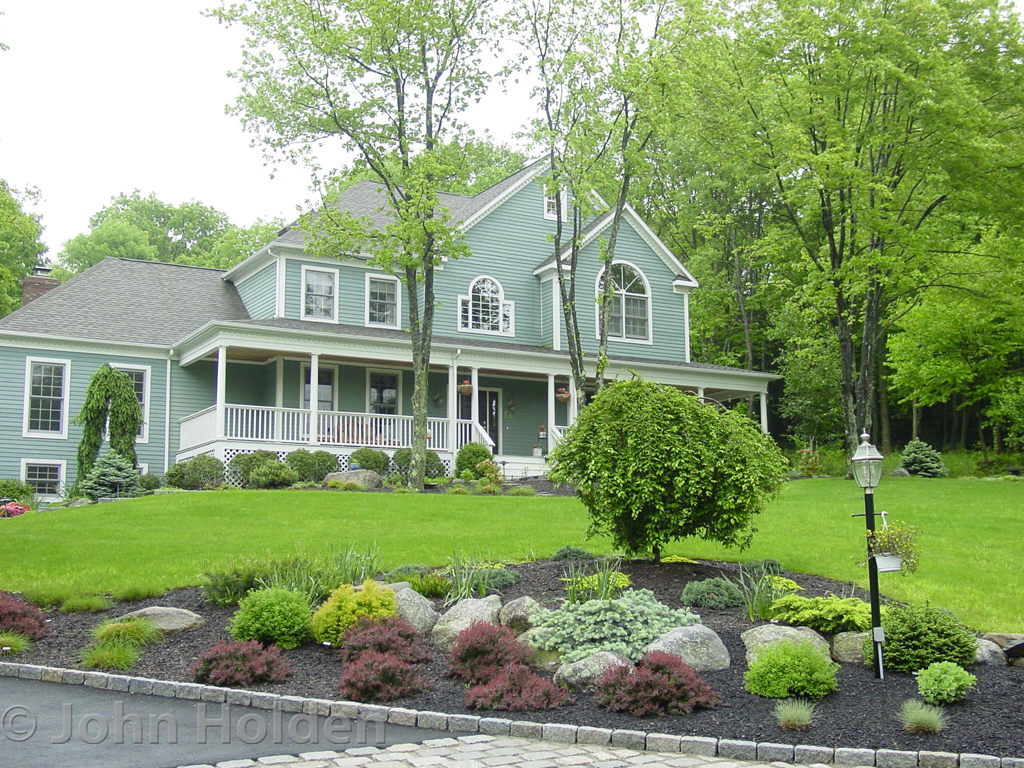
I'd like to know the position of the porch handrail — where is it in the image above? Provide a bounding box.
[178,404,216,423]
[472,420,496,448]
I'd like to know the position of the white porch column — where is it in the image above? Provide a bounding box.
[569,380,579,425]
[448,360,458,451]
[274,357,284,441]
[697,386,705,401]
[759,392,769,433]
[309,354,320,445]
[470,367,480,432]
[547,373,556,453]
[215,346,227,439]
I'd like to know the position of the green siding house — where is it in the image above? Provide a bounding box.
[0,162,775,497]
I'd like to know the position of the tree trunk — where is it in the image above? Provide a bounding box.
[405,261,434,491]
[994,423,1003,454]
[959,402,969,451]
[912,401,920,441]
[977,410,988,466]
[879,337,891,454]
[595,167,632,392]
[732,223,754,371]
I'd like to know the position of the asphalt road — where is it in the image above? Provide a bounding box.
[0,678,446,768]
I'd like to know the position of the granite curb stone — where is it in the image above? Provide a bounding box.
[758,744,795,762]
[920,753,959,768]
[794,746,834,764]
[876,750,919,768]
[961,756,1000,768]
[680,737,718,757]
[835,748,875,766]
[719,741,758,761]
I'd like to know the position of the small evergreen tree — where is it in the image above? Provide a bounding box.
[79,452,141,500]
[75,364,142,476]
[900,439,949,478]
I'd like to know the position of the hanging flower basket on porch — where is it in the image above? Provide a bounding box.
[457,380,474,396]
[555,387,571,404]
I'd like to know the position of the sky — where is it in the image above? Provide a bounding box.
[0,1,528,258]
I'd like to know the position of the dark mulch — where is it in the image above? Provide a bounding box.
[15,560,1024,757]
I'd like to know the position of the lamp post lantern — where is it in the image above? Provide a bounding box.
[852,431,885,679]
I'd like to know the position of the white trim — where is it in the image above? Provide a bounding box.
[300,361,339,410]
[0,331,169,359]
[532,212,616,277]
[364,273,402,329]
[476,386,503,455]
[550,276,561,352]
[138,463,149,476]
[164,356,171,473]
[365,367,404,415]
[457,275,515,338]
[275,251,286,318]
[683,292,691,363]
[110,362,152,444]
[622,204,699,287]
[543,187,568,222]
[223,244,274,283]
[594,261,655,346]
[460,162,546,233]
[20,459,66,502]
[22,356,71,440]
[300,265,339,324]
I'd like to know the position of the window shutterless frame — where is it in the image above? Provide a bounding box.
[20,459,66,501]
[22,357,71,439]
[300,265,339,323]
[110,363,152,443]
[594,261,654,346]
[364,273,401,329]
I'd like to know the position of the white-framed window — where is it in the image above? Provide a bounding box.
[366,369,401,415]
[137,464,149,476]
[458,276,515,336]
[543,188,567,221]
[301,265,338,323]
[365,273,401,328]
[20,459,66,501]
[111,363,151,443]
[596,262,653,344]
[23,357,71,439]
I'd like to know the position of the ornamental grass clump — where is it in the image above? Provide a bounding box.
[863,604,976,673]
[771,594,871,633]
[311,580,396,647]
[192,640,292,687]
[917,661,977,705]
[0,591,47,640]
[681,577,744,610]
[744,641,839,699]
[530,589,700,663]
[449,624,532,685]
[230,587,311,650]
[92,617,164,647]
[900,699,947,734]
[0,631,31,655]
[409,572,453,598]
[774,698,816,730]
[595,651,720,716]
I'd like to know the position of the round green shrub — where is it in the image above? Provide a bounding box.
[744,640,839,699]
[456,443,493,478]
[476,567,520,591]
[229,587,311,650]
[550,545,596,561]
[681,577,743,610]
[138,473,162,491]
[79,452,141,500]
[746,558,783,575]
[0,479,35,503]
[284,449,318,482]
[863,604,976,673]
[311,450,340,481]
[164,455,225,490]
[917,661,977,705]
[771,594,871,633]
[392,448,446,478]
[229,450,280,487]
[900,439,949,478]
[311,580,397,647]
[348,448,389,475]
[249,462,299,489]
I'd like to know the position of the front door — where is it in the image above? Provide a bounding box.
[460,388,501,454]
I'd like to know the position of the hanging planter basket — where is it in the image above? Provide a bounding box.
[457,382,474,396]
[873,553,903,573]
[555,390,571,404]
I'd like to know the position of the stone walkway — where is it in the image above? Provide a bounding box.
[174,734,829,768]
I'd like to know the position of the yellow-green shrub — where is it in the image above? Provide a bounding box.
[311,580,397,647]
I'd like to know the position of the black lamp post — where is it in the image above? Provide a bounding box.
[851,431,885,679]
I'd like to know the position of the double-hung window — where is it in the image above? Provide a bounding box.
[302,267,337,322]
[367,371,399,415]
[111,365,150,442]
[24,358,70,438]
[366,275,399,328]
[458,276,514,336]
[543,188,567,221]
[22,460,65,499]
[598,263,651,343]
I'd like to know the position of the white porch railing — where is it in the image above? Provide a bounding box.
[180,405,494,453]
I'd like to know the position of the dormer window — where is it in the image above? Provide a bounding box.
[543,188,567,221]
[459,276,514,336]
[597,262,652,343]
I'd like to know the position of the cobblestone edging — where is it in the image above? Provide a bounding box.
[2,662,1020,768]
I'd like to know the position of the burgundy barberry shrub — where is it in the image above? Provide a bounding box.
[338,616,429,665]
[337,651,424,703]
[191,640,291,687]
[595,651,720,716]
[0,592,47,640]
[465,664,572,711]
[450,623,531,685]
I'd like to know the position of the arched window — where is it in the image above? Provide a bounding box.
[598,263,651,342]
[459,276,515,335]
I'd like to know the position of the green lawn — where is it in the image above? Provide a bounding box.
[1,478,1020,631]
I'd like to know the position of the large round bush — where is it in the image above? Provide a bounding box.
[348,448,389,475]
[393,448,446,479]
[744,640,839,699]
[249,462,298,489]
[229,588,311,649]
[864,604,976,672]
[456,443,493,478]
[228,450,280,487]
[0,479,35,504]
[164,455,225,490]
[311,580,397,647]
[549,379,788,559]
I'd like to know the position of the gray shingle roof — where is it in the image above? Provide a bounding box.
[0,258,250,346]
[272,160,545,252]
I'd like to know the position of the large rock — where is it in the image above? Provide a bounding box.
[431,595,501,652]
[741,624,830,665]
[981,632,1024,649]
[832,631,868,663]
[644,625,730,672]
[517,627,563,670]
[119,606,204,635]
[973,638,1007,666]
[554,651,630,691]
[324,470,383,489]
[890,468,911,477]
[394,588,439,634]
[499,596,540,634]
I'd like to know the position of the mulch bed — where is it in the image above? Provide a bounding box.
[15,559,1024,757]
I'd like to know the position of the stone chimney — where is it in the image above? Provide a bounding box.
[22,265,61,306]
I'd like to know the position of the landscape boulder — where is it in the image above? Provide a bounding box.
[119,606,204,635]
[740,624,829,665]
[973,638,1007,666]
[889,468,911,477]
[554,651,630,691]
[644,625,730,671]
[516,627,563,670]
[981,632,1024,649]
[499,596,540,634]
[831,631,868,663]
[393,588,439,634]
[431,595,501,652]
[323,470,383,489]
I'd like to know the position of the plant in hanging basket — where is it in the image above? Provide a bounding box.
[457,380,474,396]
[555,387,571,404]
[860,520,919,575]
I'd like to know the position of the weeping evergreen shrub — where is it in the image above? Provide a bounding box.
[899,440,948,478]
[74,364,142,476]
